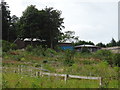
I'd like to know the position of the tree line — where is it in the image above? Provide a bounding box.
[1,0,120,49]
[2,1,65,48]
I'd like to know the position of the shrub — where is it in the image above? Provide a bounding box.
[94,50,113,65]
[34,45,45,56]
[10,43,17,50]
[2,40,10,52]
[26,45,34,52]
[64,50,75,66]
[45,48,57,57]
[112,53,120,66]
[95,50,112,58]
[2,40,17,52]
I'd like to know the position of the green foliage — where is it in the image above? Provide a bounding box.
[9,15,19,42]
[2,40,17,52]
[45,48,57,57]
[31,82,40,88]
[75,40,94,46]
[18,5,64,48]
[95,50,120,66]
[33,45,46,56]
[106,38,117,47]
[2,40,11,52]
[64,50,75,66]
[59,31,79,43]
[100,78,110,88]
[3,71,118,88]
[94,50,113,65]
[95,50,112,58]
[2,76,9,88]
[10,43,17,50]
[12,55,24,61]
[82,59,98,65]
[1,1,11,41]
[0,47,2,57]
[112,53,120,66]
[2,73,102,88]
[2,47,119,88]
[117,40,120,46]
[26,45,57,57]
[26,45,34,52]
[96,42,106,47]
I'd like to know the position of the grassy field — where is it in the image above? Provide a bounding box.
[2,48,120,88]
[2,73,118,88]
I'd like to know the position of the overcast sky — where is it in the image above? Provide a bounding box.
[5,0,119,44]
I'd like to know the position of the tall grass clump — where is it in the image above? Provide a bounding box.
[64,50,75,66]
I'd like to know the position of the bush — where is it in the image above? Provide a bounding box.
[34,45,45,56]
[94,50,113,65]
[64,50,75,66]
[10,43,17,50]
[2,40,17,52]
[45,48,57,57]
[2,40,11,52]
[26,45,46,56]
[26,45,34,52]
[95,50,112,58]
[112,53,120,66]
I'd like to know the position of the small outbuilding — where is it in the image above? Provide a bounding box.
[58,42,74,50]
[14,38,46,49]
[74,44,101,52]
[14,38,25,49]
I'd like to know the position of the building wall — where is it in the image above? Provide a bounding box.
[59,46,74,50]
[75,47,100,52]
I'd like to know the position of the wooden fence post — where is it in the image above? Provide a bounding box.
[64,74,68,83]
[99,77,102,86]
[40,71,43,77]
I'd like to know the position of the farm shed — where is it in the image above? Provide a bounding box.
[74,44,101,52]
[58,42,74,50]
[102,46,120,53]
[14,38,25,49]
[24,38,46,47]
[14,38,46,49]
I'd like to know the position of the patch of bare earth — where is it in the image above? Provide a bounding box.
[2,60,22,64]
